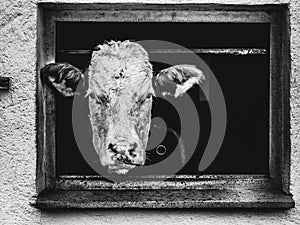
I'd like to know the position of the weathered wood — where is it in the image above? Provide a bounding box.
[43,12,57,189]
[37,4,294,208]
[281,7,292,194]
[0,77,10,90]
[36,6,46,193]
[58,48,267,55]
[34,189,295,209]
[49,9,271,23]
[55,175,274,190]
[38,1,291,11]
[267,6,292,195]
[58,174,268,180]
[269,12,283,190]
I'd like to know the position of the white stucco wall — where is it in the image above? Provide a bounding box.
[0,0,299,224]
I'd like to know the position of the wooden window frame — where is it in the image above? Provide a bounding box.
[35,2,294,208]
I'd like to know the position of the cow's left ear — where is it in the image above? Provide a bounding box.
[41,63,84,97]
[153,65,205,98]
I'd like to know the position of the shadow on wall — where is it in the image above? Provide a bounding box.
[40,208,296,224]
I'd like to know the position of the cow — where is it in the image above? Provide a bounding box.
[41,40,205,175]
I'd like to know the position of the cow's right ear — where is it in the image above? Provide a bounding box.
[41,63,84,97]
[153,64,205,99]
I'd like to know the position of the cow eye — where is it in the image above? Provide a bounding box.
[130,94,152,116]
[90,93,110,105]
[97,95,110,105]
[137,93,152,106]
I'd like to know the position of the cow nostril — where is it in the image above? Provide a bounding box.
[109,142,138,159]
[128,149,137,158]
[108,143,118,154]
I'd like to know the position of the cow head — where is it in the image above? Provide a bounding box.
[41,40,205,175]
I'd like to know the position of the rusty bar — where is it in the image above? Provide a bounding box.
[58,48,267,55]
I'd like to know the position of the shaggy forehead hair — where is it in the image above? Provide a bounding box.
[87,40,153,97]
[94,40,149,61]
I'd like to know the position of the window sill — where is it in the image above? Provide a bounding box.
[33,188,294,209]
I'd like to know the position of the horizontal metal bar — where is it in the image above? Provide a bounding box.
[58,48,267,55]
[151,48,268,55]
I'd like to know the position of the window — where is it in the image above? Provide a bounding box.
[35,3,294,208]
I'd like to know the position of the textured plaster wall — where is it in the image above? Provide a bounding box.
[0,0,299,224]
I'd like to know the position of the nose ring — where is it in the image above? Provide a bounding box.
[156,145,167,156]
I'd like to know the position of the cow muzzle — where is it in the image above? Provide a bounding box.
[107,141,145,174]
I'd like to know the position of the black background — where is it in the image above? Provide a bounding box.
[55,22,270,175]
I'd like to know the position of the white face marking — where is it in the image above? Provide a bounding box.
[87,41,154,175]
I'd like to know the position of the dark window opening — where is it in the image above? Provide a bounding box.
[55,22,270,176]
